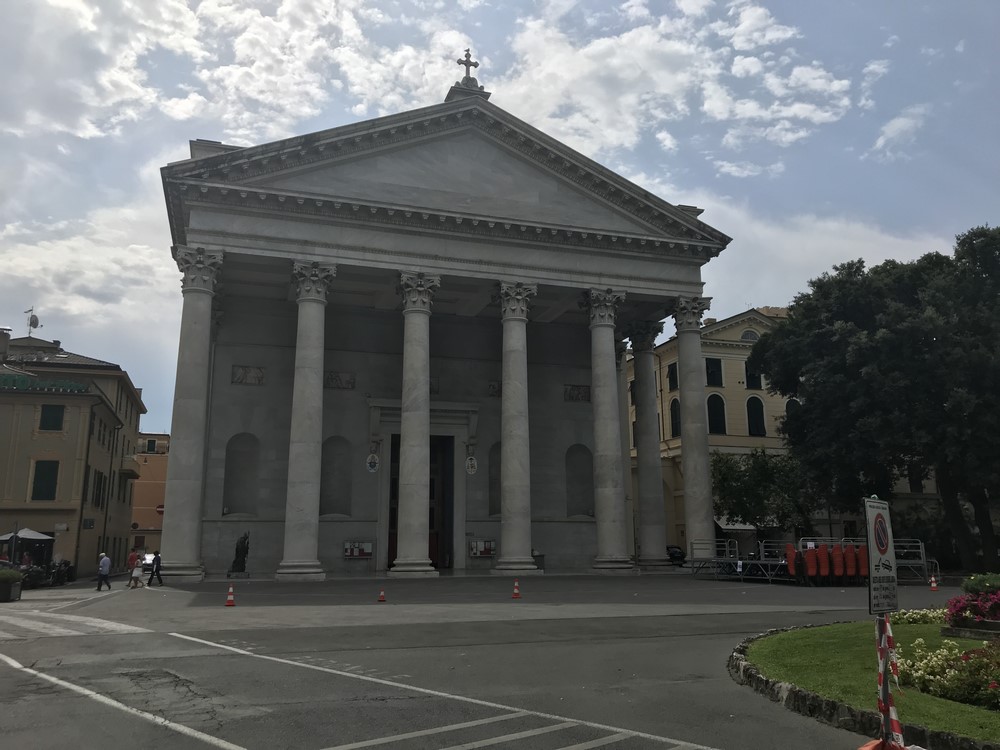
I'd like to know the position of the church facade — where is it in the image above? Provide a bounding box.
[158,67,731,580]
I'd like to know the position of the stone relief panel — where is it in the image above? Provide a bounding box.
[324,371,356,390]
[231,366,265,386]
[563,385,591,403]
[488,381,502,398]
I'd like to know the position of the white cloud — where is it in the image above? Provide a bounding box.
[858,59,890,110]
[883,34,899,48]
[721,121,811,148]
[0,0,206,139]
[920,46,943,58]
[655,130,678,152]
[712,159,784,178]
[622,0,652,21]
[865,104,931,162]
[711,2,799,51]
[954,40,965,53]
[731,55,764,77]
[675,0,714,16]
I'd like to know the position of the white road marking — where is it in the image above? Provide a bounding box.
[169,632,722,750]
[437,722,576,749]
[23,611,150,634]
[554,733,632,749]
[321,711,529,749]
[0,615,81,637]
[0,652,246,750]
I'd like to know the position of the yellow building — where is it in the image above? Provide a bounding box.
[626,307,808,551]
[130,433,169,554]
[0,330,145,576]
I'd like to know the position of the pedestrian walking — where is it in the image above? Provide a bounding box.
[147,550,163,586]
[96,552,111,591]
[127,548,143,589]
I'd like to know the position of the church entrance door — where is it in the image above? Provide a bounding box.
[387,434,455,569]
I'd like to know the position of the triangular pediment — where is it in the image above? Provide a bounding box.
[246,130,654,234]
[163,98,731,250]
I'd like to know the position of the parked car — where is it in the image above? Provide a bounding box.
[142,553,155,573]
[666,545,686,566]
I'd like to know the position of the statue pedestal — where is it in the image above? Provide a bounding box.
[226,571,250,579]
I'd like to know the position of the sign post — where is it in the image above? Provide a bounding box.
[863,496,904,750]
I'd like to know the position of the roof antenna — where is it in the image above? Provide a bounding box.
[24,307,42,337]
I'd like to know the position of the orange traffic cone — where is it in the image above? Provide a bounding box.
[377,587,386,603]
[512,579,521,600]
[930,575,938,592]
[225,584,235,607]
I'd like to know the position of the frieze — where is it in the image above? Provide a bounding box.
[231,366,265,386]
[564,385,591,403]
[170,182,723,262]
[324,371,356,390]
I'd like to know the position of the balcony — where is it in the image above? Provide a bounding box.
[119,455,141,479]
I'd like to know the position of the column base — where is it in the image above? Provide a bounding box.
[275,560,326,582]
[388,558,438,576]
[161,562,205,583]
[637,555,672,568]
[592,556,637,573]
[387,569,440,577]
[494,556,537,571]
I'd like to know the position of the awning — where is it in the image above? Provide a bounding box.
[715,516,758,532]
[0,528,54,541]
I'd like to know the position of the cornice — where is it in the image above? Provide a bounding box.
[166,179,722,262]
[162,99,731,251]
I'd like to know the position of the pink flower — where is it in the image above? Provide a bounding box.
[961,653,970,662]
[990,681,999,690]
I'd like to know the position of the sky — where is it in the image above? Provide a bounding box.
[1,0,997,433]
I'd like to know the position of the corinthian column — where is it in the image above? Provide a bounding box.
[494,281,537,573]
[390,272,440,576]
[627,321,669,566]
[673,296,715,553]
[161,246,222,583]
[587,289,633,569]
[276,261,335,581]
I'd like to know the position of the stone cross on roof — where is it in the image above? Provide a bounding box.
[457,49,479,78]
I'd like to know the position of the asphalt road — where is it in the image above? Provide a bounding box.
[0,573,956,750]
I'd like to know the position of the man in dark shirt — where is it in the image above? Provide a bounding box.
[147,550,164,586]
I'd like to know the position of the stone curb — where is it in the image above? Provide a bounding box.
[726,625,1000,750]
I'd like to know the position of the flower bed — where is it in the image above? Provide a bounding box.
[946,588,1000,627]
[897,638,1000,711]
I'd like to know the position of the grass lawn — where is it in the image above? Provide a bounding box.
[746,622,1000,744]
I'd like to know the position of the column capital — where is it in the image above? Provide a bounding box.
[399,272,440,313]
[173,246,222,295]
[584,288,626,329]
[292,261,336,303]
[672,296,712,332]
[498,281,537,321]
[627,321,663,352]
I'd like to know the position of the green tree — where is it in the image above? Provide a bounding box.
[749,226,1000,571]
[710,448,820,534]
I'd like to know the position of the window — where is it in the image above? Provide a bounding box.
[31,460,59,500]
[785,398,801,418]
[705,358,723,387]
[667,362,678,391]
[39,405,65,431]
[740,330,760,342]
[134,535,145,549]
[669,399,681,438]
[146,438,157,453]
[631,420,637,448]
[745,362,762,390]
[223,433,260,515]
[488,443,501,516]
[628,380,635,405]
[320,436,352,516]
[747,397,767,436]
[707,395,727,435]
